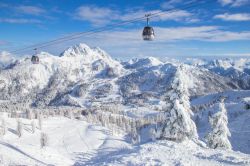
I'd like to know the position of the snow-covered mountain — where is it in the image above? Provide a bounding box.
[0,44,242,110]
[187,58,250,89]
[1,44,250,165]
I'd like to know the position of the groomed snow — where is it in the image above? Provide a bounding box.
[1,116,250,166]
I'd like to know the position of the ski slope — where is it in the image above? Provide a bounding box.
[1,116,250,166]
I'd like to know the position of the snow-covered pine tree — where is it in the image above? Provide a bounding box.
[17,119,23,138]
[205,99,232,149]
[68,110,74,119]
[27,109,33,119]
[51,110,55,117]
[130,119,140,144]
[40,132,48,148]
[59,110,65,117]
[0,126,4,137]
[149,127,157,141]
[125,120,131,133]
[1,118,6,136]
[161,65,198,142]
[38,113,43,130]
[31,120,36,133]
[131,129,140,145]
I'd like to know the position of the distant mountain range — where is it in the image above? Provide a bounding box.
[0,43,249,109]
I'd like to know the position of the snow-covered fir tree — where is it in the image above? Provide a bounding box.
[27,109,33,119]
[161,65,198,142]
[131,129,140,145]
[205,99,232,149]
[40,132,48,148]
[150,127,157,141]
[130,120,140,144]
[38,112,43,130]
[1,118,6,136]
[67,110,74,119]
[31,120,36,133]
[17,119,23,138]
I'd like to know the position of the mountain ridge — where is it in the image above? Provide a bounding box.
[0,43,243,109]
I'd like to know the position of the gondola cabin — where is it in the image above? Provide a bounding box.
[31,55,39,64]
[142,14,155,41]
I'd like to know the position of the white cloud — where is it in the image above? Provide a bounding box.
[74,6,119,26]
[158,10,197,22]
[19,25,250,60]
[74,5,196,26]
[156,26,250,42]
[15,5,46,16]
[0,18,41,24]
[120,9,195,22]
[0,51,16,68]
[200,53,250,56]
[214,13,250,21]
[218,0,250,6]
[0,4,58,24]
[218,0,234,5]
[88,26,250,43]
[231,0,250,6]
[161,0,184,9]
[0,5,45,24]
[0,3,46,16]
[50,26,250,56]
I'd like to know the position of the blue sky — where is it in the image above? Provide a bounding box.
[0,0,250,60]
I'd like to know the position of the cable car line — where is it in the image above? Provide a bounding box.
[11,16,146,54]
[10,0,213,54]
[11,0,209,54]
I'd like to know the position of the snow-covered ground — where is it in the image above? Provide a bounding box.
[191,90,250,155]
[0,116,130,165]
[1,116,250,166]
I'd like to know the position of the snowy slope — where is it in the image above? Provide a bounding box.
[1,116,250,166]
[192,90,250,154]
[0,116,130,165]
